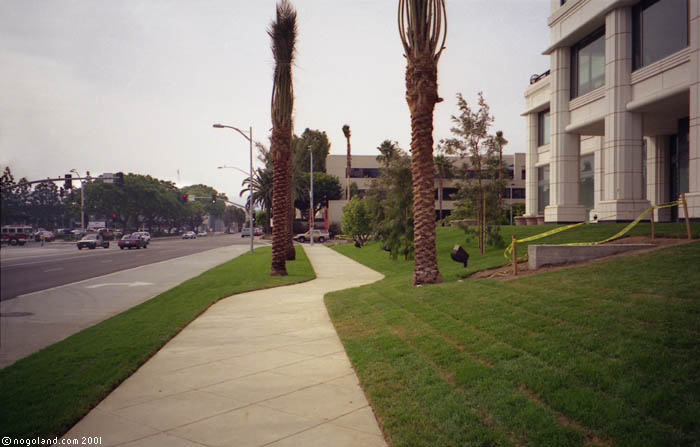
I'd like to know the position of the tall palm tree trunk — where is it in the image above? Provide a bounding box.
[399,0,446,285]
[406,56,443,285]
[271,126,292,275]
[343,125,352,200]
[268,0,296,276]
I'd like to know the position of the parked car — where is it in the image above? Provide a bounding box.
[182,231,197,239]
[34,230,55,242]
[197,231,207,237]
[118,234,147,249]
[293,229,330,243]
[77,234,109,250]
[133,231,151,243]
[241,227,262,237]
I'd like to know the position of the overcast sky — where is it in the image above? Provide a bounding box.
[0,0,550,205]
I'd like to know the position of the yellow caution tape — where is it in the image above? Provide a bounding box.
[504,199,683,259]
[504,222,585,259]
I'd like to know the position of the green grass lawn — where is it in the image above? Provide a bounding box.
[326,223,700,447]
[0,246,314,439]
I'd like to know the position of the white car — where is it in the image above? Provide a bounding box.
[133,231,151,243]
[197,231,207,237]
[293,229,330,243]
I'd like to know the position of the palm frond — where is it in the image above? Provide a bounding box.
[269,0,297,127]
[398,0,447,61]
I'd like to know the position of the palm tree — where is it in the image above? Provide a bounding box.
[342,124,351,200]
[398,0,447,285]
[268,0,297,276]
[240,167,273,233]
[493,130,508,209]
[433,153,453,221]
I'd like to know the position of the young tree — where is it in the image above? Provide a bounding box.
[268,0,297,276]
[398,0,447,285]
[341,196,372,246]
[442,92,502,254]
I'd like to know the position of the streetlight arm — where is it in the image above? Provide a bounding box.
[213,124,251,142]
[217,165,249,176]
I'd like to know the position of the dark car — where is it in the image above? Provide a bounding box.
[118,234,147,249]
[77,234,109,250]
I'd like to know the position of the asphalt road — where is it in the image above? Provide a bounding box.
[0,233,260,301]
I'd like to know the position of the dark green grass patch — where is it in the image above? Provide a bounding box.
[327,225,700,446]
[0,246,314,438]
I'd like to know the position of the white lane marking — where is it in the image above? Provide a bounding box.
[85,281,154,289]
[43,268,64,273]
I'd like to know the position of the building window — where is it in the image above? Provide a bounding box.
[521,168,526,180]
[538,109,550,146]
[349,168,380,178]
[537,165,550,215]
[512,188,525,199]
[579,154,594,211]
[633,0,688,70]
[571,27,605,98]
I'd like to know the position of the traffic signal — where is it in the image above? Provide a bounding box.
[111,213,117,219]
[211,194,217,204]
[64,174,72,189]
[115,172,124,186]
[181,193,188,204]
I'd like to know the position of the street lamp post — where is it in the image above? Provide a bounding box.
[70,169,90,232]
[213,123,254,255]
[309,146,314,247]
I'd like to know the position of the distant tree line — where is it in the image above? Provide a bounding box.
[0,166,247,233]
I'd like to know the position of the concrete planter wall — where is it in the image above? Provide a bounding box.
[528,244,655,270]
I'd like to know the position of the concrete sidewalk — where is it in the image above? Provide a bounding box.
[63,245,386,447]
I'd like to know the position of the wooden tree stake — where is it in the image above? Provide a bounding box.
[682,193,691,240]
[512,234,518,276]
[650,208,655,241]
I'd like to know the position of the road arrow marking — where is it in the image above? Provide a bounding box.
[86,281,153,289]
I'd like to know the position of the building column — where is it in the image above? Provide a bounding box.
[646,136,671,221]
[525,113,539,216]
[596,7,649,222]
[545,46,586,223]
[686,0,700,220]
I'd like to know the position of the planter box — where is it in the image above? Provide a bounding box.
[514,216,528,226]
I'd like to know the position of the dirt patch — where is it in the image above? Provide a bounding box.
[469,236,695,280]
